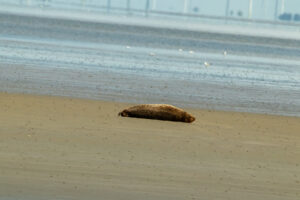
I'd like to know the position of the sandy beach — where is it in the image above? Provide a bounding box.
[0,92,299,200]
[1,6,300,200]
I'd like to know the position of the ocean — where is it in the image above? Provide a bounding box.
[0,3,300,116]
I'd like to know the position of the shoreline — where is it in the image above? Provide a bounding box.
[2,91,300,119]
[1,92,300,199]
[1,11,300,118]
[1,5,300,42]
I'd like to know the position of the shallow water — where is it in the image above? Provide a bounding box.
[0,11,300,116]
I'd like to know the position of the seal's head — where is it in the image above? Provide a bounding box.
[118,109,129,117]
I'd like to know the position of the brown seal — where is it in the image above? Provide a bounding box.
[118,104,195,123]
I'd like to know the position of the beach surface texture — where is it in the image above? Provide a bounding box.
[0,92,299,200]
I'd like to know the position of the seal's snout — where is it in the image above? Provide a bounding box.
[118,110,129,117]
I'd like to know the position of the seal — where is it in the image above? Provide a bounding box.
[118,104,195,123]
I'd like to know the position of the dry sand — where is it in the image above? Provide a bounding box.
[0,92,299,200]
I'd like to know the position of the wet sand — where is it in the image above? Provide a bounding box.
[0,92,299,200]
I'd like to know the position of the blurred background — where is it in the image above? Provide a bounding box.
[0,0,300,116]
[1,0,300,26]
